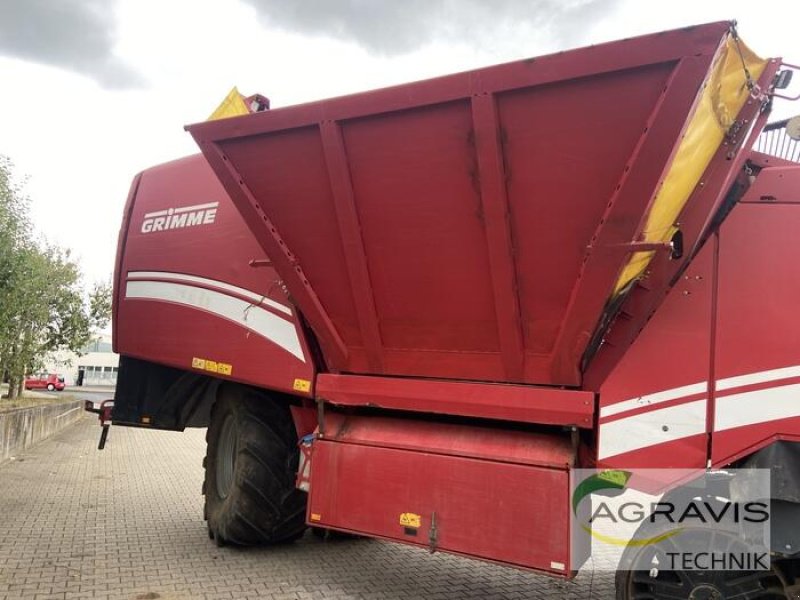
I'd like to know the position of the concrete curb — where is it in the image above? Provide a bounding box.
[0,400,85,463]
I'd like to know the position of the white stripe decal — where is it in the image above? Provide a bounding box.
[598,366,800,459]
[142,209,169,218]
[600,365,800,420]
[125,280,305,362]
[598,399,707,459]
[715,383,800,432]
[143,202,219,219]
[173,202,218,214]
[716,365,800,392]
[127,271,292,316]
[600,381,707,418]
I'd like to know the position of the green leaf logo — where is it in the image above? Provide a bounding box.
[572,470,632,516]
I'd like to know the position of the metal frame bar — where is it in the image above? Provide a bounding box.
[319,120,384,372]
[316,373,594,428]
[470,93,525,381]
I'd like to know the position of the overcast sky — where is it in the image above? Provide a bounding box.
[1,0,798,285]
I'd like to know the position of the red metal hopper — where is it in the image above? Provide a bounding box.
[188,22,776,387]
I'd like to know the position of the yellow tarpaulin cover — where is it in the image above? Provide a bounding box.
[207,87,250,121]
[613,34,767,294]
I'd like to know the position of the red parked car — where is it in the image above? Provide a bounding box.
[24,374,66,392]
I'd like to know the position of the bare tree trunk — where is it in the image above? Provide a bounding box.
[15,378,23,398]
[7,375,17,400]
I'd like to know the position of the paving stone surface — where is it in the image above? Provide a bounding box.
[0,417,614,599]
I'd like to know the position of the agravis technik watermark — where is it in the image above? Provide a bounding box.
[570,469,771,572]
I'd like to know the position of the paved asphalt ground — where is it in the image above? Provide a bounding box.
[0,417,614,599]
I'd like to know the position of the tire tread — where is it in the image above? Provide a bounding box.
[203,386,306,546]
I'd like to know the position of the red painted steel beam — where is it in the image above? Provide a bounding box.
[549,56,717,384]
[583,62,781,390]
[316,374,594,427]
[200,141,349,366]
[319,120,384,372]
[471,93,525,382]
[321,413,575,469]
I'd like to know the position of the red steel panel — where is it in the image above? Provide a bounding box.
[317,374,593,428]
[204,140,349,366]
[583,63,779,390]
[596,164,800,469]
[340,102,498,356]
[740,164,800,204]
[112,172,142,352]
[712,183,800,464]
[548,57,715,383]
[596,241,715,469]
[187,22,740,387]
[115,155,315,396]
[308,415,574,575]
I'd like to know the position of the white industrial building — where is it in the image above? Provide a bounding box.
[76,336,119,386]
[43,333,119,387]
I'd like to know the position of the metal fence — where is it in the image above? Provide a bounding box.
[754,119,800,162]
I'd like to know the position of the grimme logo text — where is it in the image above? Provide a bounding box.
[141,202,219,233]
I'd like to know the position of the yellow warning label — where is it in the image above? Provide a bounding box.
[218,363,233,376]
[399,513,421,528]
[310,513,322,522]
[192,357,233,377]
[293,378,312,393]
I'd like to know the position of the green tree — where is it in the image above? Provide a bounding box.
[88,280,113,331]
[0,156,29,342]
[0,156,30,396]
[0,157,95,399]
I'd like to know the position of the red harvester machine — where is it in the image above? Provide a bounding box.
[96,22,800,599]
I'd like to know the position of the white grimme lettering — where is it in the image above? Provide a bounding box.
[169,213,187,228]
[185,212,204,227]
[140,202,219,234]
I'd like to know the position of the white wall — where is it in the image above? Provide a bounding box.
[76,352,120,386]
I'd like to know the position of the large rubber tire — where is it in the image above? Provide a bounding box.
[615,543,795,600]
[203,385,307,546]
[614,503,792,600]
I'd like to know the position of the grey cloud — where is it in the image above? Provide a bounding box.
[241,0,621,55]
[0,0,144,88]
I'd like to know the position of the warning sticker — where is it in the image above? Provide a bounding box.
[293,378,312,392]
[399,513,421,528]
[217,363,233,376]
[192,356,233,377]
